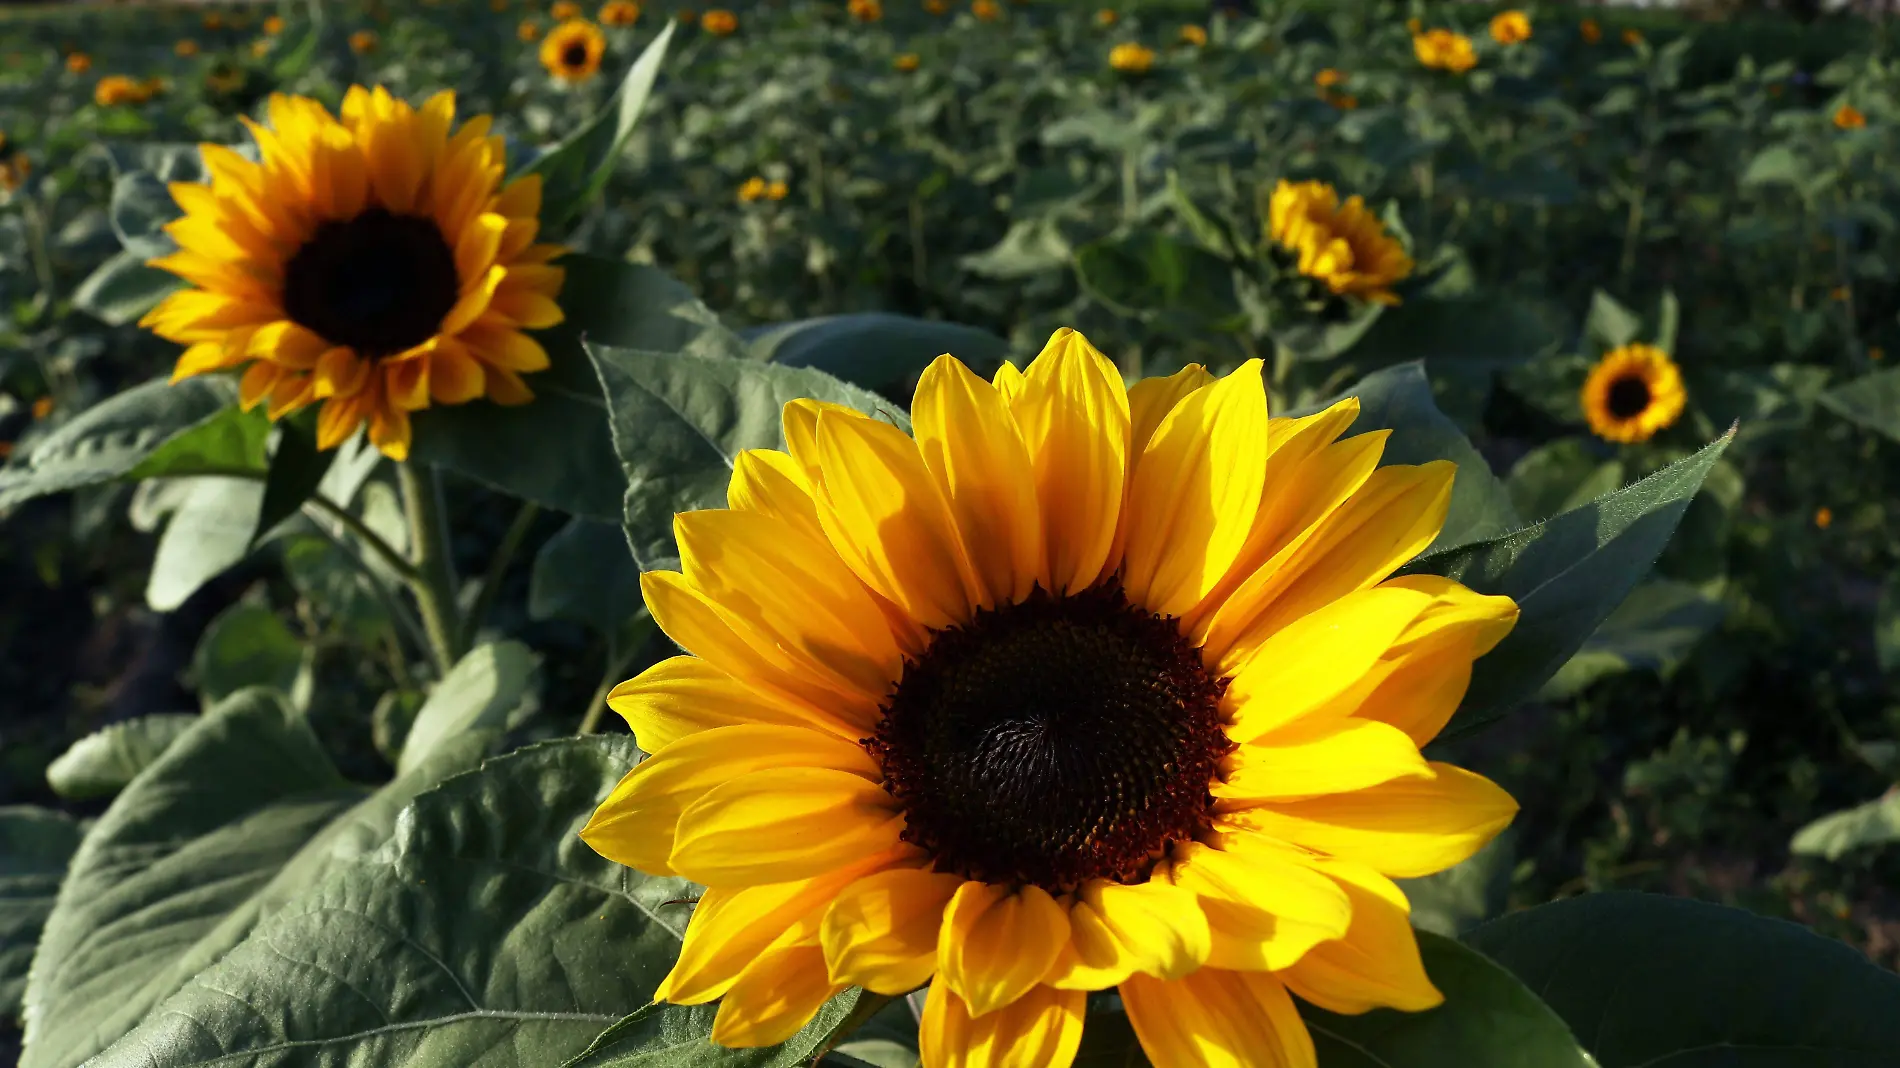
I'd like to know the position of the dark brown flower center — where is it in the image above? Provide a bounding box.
[867,582,1232,893]
[281,207,459,358]
[1607,374,1652,420]
[562,41,590,68]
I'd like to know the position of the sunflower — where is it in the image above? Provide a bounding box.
[65,52,91,74]
[552,0,583,18]
[349,29,379,53]
[1580,17,1601,44]
[1835,104,1867,130]
[1581,343,1686,444]
[894,52,920,71]
[582,328,1520,1065]
[1489,10,1530,45]
[0,152,29,194]
[701,8,736,34]
[518,19,542,41]
[849,0,883,22]
[1108,42,1155,74]
[1313,67,1343,87]
[264,15,285,34]
[139,87,565,461]
[600,0,641,25]
[175,39,200,56]
[1267,179,1413,306]
[541,19,606,83]
[971,0,999,21]
[1413,29,1476,73]
[1179,24,1206,47]
[94,75,152,107]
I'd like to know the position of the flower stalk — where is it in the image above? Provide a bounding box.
[399,461,467,675]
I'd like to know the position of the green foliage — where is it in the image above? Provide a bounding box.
[0,377,241,510]
[44,715,198,801]
[0,808,83,1016]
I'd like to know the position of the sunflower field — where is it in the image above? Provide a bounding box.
[1,0,1900,1063]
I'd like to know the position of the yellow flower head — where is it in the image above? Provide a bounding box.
[1815,506,1833,530]
[850,0,884,21]
[1580,17,1601,43]
[1268,180,1413,305]
[600,0,642,26]
[350,29,379,53]
[1313,67,1344,88]
[65,52,91,74]
[31,395,52,420]
[1622,28,1644,46]
[138,87,566,462]
[702,8,737,34]
[94,75,151,108]
[1329,92,1359,110]
[251,39,273,58]
[765,179,788,200]
[175,39,200,57]
[0,152,29,193]
[541,19,606,83]
[1489,10,1531,45]
[264,15,285,34]
[1580,343,1686,444]
[1413,29,1476,74]
[925,0,948,13]
[972,0,1000,20]
[519,18,543,39]
[894,51,921,71]
[1835,104,1867,129]
[581,329,1520,1064]
[1405,16,1421,34]
[552,0,582,18]
[1179,24,1207,47]
[1096,7,1117,25]
[1109,41,1155,74]
[202,12,224,30]
[738,175,767,202]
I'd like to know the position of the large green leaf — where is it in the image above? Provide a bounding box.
[1304,933,1592,1067]
[746,313,1010,398]
[192,600,308,707]
[0,376,238,512]
[122,404,271,481]
[0,808,84,1016]
[1538,579,1725,701]
[1074,230,1241,326]
[71,248,184,327]
[44,714,199,801]
[561,993,874,1068]
[588,343,903,562]
[21,691,494,1068]
[1465,892,1900,1066]
[88,737,704,1067]
[529,516,646,634]
[1413,431,1733,739]
[1791,794,1900,861]
[144,476,266,611]
[520,21,677,232]
[408,256,744,520]
[1820,367,1900,445]
[398,640,538,776]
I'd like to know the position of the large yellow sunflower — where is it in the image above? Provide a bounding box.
[1268,179,1413,306]
[541,19,606,83]
[582,329,1521,1065]
[1581,343,1686,444]
[140,87,566,461]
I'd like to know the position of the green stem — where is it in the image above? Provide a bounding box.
[457,500,540,652]
[20,197,57,328]
[298,503,432,667]
[398,462,465,676]
[304,492,418,582]
[577,612,653,735]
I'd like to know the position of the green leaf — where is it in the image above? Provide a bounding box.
[1740,143,1806,188]
[192,600,308,707]
[87,737,700,1067]
[1074,230,1240,325]
[588,343,903,563]
[144,476,265,611]
[1412,430,1734,739]
[1877,570,1900,675]
[1505,439,1622,522]
[1302,932,1593,1068]
[0,808,84,1016]
[529,516,645,634]
[1465,892,1900,1067]
[1396,831,1516,938]
[71,248,184,327]
[746,313,1010,396]
[562,992,874,1067]
[21,691,494,1068]
[0,376,238,511]
[44,714,198,801]
[1820,367,1900,445]
[254,416,334,543]
[1791,793,1900,860]
[398,640,538,777]
[108,171,181,260]
[1306,362,1521,554]
[1538,579,1725,701]
[958,218,1073,279]
[522,21,677,232]
[1583,289,1642,350]
[122,403,271,481]
[407,255,742,520]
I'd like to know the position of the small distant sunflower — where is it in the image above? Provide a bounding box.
[1815,507,1834,530]
[350,29,379,53]
[1622,28,1644,46]
[202,11,225,30]
[701,8,736,33]
[552,0,582,18]
[94,75,151,107]
[251,39,273,58]
[894,52,920,71]
[1109,42,1154,74]
[1581,344,1686,444]
[765,179,788,200]
[65,52,91,74]
[518,19,542,40]
[925,0,948,14]
[1580,17,1601,44]
[541,19,606,83]
[139,87,566,461]
[1179,24,1207,47]
[1313,67,1344,88]
[264,15,285,34]
[1095,8,1117,26]
[491,0,511,12]
[1413,29,1476,74]
[737,176,767,202]
[31,395,52,420]
[0,152,30,193]
[971,0,1000,20]
[1835,104,1867,129]
[1267,179,1413,305]
[1329,92,1360,110]
[849,0,883,22]
[600,0,641,25]
[583,328,1520,1065]
[175,39,200,57]
[1489,10,1530,45]
[204,63,245,94]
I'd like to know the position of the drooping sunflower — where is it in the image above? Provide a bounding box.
[541,19,606,83]
[1267,179,1413,306]
[139,87,566,461]
[1581,343,1686,444]
[583,328,1521,1066]
[1489,10,1531,45]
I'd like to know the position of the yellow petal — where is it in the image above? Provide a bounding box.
[1279,857,1442,1014]
[1222,586,1435,740]
[1163,841,1351,971]
[605,656,831,753]
[938,881,1070,1017]
[711,944,842,1047]
[671,766,903,887]
[913,354,1045,607]
[578,724,877,877]
[427,336,486,404]
[920,983,1085,1068]
[1350,575,1519,745]
[1126,363,1214,456]
[1120,360,1268,617]
[1121,968,1316,1068]
[675,508,902,706]
[821,865,964,994]
[1212,763,1518,878]
[1216,719,1431,803]
[1045,879,1209,989]
[1007,329,1129,593]
[812,409,984,629]
[727,448,825,544]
